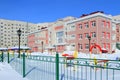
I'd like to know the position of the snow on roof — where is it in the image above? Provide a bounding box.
[101,48,107,50]
[9,46,31,50]
[0,48,8,50]
[45,46,55,49]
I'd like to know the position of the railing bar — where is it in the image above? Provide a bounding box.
[113,69,114,80]
[90,67,92,80]
[106,68,108,80]
[86,63,87,80]
[100,68,102,80]
[81,66,83,80]
[95,68,97,80]
[67,64,68,80]
[77,64,79,80]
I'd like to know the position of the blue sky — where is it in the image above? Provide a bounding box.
[0,0,120,23]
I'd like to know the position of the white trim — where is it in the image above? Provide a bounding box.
[27,28,48,35]
[56,43,67,46]
[66,13,112,24]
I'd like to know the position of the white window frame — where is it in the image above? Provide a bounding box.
[79,44,83,50]
[79,34,82,39]
[79,24,82,29]
[70,34,75,39]
[92,21,96,27]
[85,44,89,49]
[85,23,89,28]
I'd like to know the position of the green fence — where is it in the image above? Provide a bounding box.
[2,52,120,80]
[26,54,120,80]
[0,51,4,62]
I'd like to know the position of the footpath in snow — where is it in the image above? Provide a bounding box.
[0,62,29,80]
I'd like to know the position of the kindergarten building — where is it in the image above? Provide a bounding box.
[28,11,120,53]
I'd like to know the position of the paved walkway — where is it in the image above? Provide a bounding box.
[0,62,29,80]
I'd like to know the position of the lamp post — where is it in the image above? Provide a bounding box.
[41,41,43,53]
[53,45,56,52]
[78,43,80,52]
[88,35,91,52]
[17,28,22,58]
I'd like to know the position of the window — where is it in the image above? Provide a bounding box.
[71,34,75,39]
[106,43,110,50]
[58,38,63,43]
[70,26,75,29]
[112,24,116,31]
[85,33,89,38]
[85,44,89,49]
[117,29,119,33]
[79,34,82,39]
[117,37,119,41]
[56,31,64,43]
[91,32,96,38]
[79,44,82,49]
[104,43,106,48]
[56,31,63,37]
[92,21,96,27]
[71,45,75,50]
[106,32,110,39]
[102,32,106,38]
[1,26,3,28]
[85,22,89,28]
[79,24,82,29]
[106,22,110,28]
[19,24,21,26]
[112,34,116,40]
[102,21,105,27]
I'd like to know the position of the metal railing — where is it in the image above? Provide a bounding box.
[1,52,120,80]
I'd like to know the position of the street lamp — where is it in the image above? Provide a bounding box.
[41,41,43,53]
[78,43,80,52]
[17,28,22,58]
[53,45,57,52]
[88,35,91,52]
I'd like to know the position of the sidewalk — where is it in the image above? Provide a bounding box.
[0,62,29,80]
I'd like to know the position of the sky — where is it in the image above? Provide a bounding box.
[0,0,120,23]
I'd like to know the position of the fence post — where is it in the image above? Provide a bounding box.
[23,53,25,77]
[8,51,9,63]
[1,51,3,62]
[56,52,59,80]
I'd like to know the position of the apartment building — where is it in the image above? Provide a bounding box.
[66,11,117,53]
[1,11,119,53]
[28,17,76,52]
[113,15,120,42]
[0,19,36,48]
[28,11,120,53]
[116,23,120,42]
[28,28,48,52]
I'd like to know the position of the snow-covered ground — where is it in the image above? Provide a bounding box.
[31,49,120,60]
[0,62,29,80]
[1,49,120,80]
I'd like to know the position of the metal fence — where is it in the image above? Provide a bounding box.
[1,51,120,80]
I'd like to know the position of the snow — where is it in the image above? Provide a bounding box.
[30,49,120,60]
[0,62,29,80]
[1,49,120,80]
[10,46,31,50]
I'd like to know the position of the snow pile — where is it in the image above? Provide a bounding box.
[0,62,29,80]
[29,49,120,60]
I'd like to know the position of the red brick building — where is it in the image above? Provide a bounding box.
[28,28,48,52]
[28,12,120,53]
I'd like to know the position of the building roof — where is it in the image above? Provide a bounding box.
[66,12,112,24]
